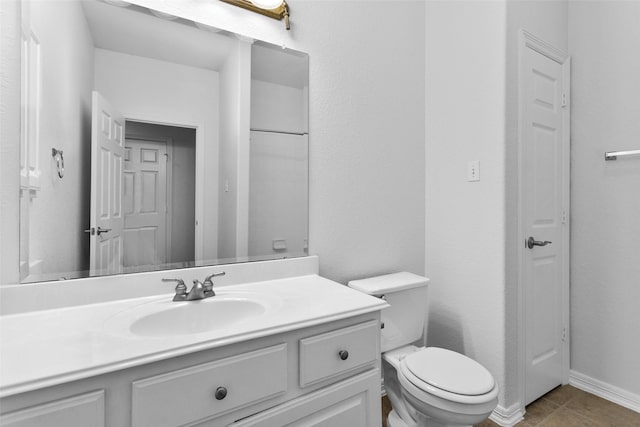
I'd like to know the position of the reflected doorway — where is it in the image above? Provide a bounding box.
[123,121,196,272]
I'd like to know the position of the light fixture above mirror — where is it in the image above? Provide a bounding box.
[221,0,290,30]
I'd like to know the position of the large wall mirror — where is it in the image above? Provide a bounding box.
[18,0,309,283]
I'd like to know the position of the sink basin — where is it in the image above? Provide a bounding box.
[130,297,266,337]
[107,290,281,338]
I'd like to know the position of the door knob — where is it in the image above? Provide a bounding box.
[527,236,552,249]
[96,227,112,236]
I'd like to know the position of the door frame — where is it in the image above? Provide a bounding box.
[517,30,571,408]
[124,115,203,262]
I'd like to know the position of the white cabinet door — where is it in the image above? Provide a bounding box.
[1,390,104,427]
[230,370,380,427]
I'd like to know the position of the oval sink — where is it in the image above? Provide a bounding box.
[129,297,266,337]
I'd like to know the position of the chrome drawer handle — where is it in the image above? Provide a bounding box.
[338,350,349,361]
[215,386,227,400]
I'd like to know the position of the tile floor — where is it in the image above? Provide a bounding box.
[382,385,640,427]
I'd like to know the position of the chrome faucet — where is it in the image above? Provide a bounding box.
[163,272,226,302]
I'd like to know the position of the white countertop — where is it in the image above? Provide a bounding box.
[0,274,387,398]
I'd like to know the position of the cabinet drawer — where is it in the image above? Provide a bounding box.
[231,370,381,427]
[299,320,378,387]
[132,344,287,427]
[1,390,105,427]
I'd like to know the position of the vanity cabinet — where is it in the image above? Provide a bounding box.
[0,313,382,427]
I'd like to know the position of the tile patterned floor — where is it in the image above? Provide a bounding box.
[383,385,640,427]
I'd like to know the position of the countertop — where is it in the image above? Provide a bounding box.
[0,274,387,398]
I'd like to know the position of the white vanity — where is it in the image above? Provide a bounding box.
[0,257,387,426]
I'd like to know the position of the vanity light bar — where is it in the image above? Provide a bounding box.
[221,0,290,30]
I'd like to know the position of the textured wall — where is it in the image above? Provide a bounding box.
[425,0,507,407]
[0,0,21,284]
[569,0,640,400]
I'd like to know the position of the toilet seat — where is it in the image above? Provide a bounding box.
[399,347,498,405]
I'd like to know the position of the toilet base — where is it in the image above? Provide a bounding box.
[387,409,472,427]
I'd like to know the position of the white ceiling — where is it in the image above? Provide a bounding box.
[82,0,235,71]
[82,0,308,87]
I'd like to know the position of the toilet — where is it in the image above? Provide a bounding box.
[348,272,498,427]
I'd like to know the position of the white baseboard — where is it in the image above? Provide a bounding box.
[570,370,640,413]
[489,402,524,427]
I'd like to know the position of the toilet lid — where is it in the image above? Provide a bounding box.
[402,347,495,396]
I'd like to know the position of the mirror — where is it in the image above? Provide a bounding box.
[18,0,309,283]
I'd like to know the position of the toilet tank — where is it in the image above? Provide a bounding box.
[348,272,429,353]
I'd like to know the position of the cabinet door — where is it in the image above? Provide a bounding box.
[0,390,105,427]
[230,370,381,427]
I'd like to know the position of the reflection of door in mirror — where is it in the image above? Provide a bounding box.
[90,91,125,277]
[123,121,196,273]
[123,138,168,270]
[90,110,197,276]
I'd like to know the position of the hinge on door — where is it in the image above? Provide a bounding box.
[562,327,567,342]
[562,209,567,224]
[561,93,568,108]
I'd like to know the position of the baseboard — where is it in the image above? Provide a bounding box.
[489,402,524,427]
[570,369,640,413]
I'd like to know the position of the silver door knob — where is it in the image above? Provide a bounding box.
[527,236,552,249]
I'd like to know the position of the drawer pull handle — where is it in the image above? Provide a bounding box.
[338,350,349,361]
[215,386,228,400]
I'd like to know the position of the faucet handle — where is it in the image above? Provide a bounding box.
[203,271,225,296]
[204,271,226,282]
[163,278,187,301]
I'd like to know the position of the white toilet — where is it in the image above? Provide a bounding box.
[348,272,498,427]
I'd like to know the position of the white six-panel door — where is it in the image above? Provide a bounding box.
[90,91,125,276]
[123,138,168,270]
[520,33,570,405]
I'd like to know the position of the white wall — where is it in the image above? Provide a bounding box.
[217,39,252,261]
[425,0,508,408]
[251,79,306,133]
[569,0,640,402]
[0,0,21,285]
[19,0,94,280]
[94,48,220,261]
[249,131,308,258]
[249,79,308,259]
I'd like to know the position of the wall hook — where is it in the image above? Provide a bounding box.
[52,148,64,178]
